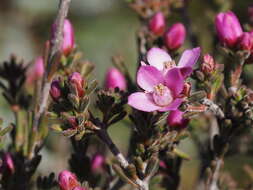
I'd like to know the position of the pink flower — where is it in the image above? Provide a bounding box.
[164,23,186,50]
[50,80,61,100]
[105,68,127,91]
[91,154,105,172]
[26,56,44,84]
[58,170,79,190]
[51,19,75,55]
[215,11,243,48]
[146,47,200,78]
[69,72,85,97]
[149,12,166,36]
[238,32,253,51]
[167,110,189,129]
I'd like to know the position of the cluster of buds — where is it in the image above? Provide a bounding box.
[148,12,186,51]
[58,170,86,190]
[49,72,97,139]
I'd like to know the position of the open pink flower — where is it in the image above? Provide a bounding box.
[146,47,200,78]
[128,66,184,112]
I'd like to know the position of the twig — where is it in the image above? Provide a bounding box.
[209,158,222,190]
[201,98,225,119]
[30,0,72,157]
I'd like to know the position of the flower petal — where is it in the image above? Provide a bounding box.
[137,65,164,92]
[178,47,201,77]
[158,98,183,111]
[128,92,161,112]
[147,47,172,71]
[164,68,184,96]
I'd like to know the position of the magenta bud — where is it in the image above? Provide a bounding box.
[148,12,166,36]
[105,68,127,91]
[3,153,15,174]
[215,11,243,48]
[201,54,215,74]
[58,170,79,190]
[238,32,253,51]
[27,56,45,84]
[164,23,186,51]
[51,19,75,56]
[91,154,105,172]
[69,72,85,97]
[50,80,61,100]
[167,110,189,129]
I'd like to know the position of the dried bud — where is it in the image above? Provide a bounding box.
[238,32,253,51]
[164,23,186,51]
[167,110,189,129]
[69,72,85,97]
[215,11,243,48]
[27,56,44,84]
[91,154,105,172]
[50,80,61,100]
[181,82,191,97]
[105,68,127,91]
[148,12,166,36]
[201,54,215,74]
[51,19,75,56]
[58,170,79,190]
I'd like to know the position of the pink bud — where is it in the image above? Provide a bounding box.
[167,110,189,129]
[58,170,79,190]
[159,161,167,169]
[67,117,78,129]
[51,19,75,56]
[3,153,15,174]
[91,154,105,172]
[69,72,85,97]
[27,57,44,84]
[149,12,166,36]
[164,23,186,50]
[201,54,215,74]
[50,80,61,100]
[105,68,127,91]
[215,11,243,48]
[238,32,253,51]
[72,187,86,190]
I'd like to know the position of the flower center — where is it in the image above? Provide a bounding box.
[152,84,173,106]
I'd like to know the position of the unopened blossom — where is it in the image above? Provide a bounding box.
[105,68,127,91]
[91,154,105,172]
[27,56,44,84]
[69,72,85,97]
[164,23,186,50]
[201,54,215,74]
[51,19,75,55]
[238,32,253,51]
[149,12,166,36]
[58,170,79,190]
[215,11,243,48]
[167,110,189,129]
[146,47,200,78]
[1,153,15,174]
[50,80,61,100]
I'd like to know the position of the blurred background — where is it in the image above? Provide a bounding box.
[0,0,253,189]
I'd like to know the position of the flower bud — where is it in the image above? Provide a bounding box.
[50,80,61,100]
[148,12,166,36]
[91,154,105,172]
[67,117,78,129]
[215,11,243,48]
[27,56,44,84]
[51,19,75,56]
[105,68,127,91]
[72,187,86,190]
[164,23,186,50]
[181,82,191,97]
[238,32,253,51]
[69,72,85,97]
[201,54,215,74]
[167,110,189,129]
[1,153,15,174]
[58,170,79,190]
